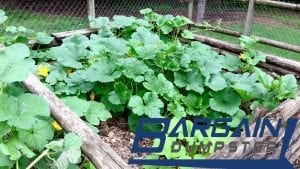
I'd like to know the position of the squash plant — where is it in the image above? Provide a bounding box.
[0,7,298,169]
[0,10,84,169]
[31,8,297,167]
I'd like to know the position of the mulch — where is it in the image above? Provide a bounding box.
[99,117,151,169]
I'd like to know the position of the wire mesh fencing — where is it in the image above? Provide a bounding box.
[0,0,191,33]
[192,0,300,60]
[0,0,299,59]
[0,0,250,33]
[0,0,89,33]
[253,3,300,46]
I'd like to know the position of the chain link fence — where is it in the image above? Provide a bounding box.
[192,0,300,60]
[0,0,88,33]
[0,0,299,59]
[0,0,191,33]
[0,0,249,32]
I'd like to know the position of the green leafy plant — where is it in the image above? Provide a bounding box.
[32,8,298,165]
[0,10,86,169]
[0,7,298,168]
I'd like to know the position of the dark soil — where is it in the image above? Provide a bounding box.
[99,117,151,169]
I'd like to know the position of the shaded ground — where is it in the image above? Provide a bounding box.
[99,118,151,169]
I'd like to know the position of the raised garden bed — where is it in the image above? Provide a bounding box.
[0,8,299,169]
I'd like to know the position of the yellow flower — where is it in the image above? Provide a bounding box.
[37,65,49,77]
[90,92,96,101]
[239,53,246,60]
[66,68,73,75]
[51,120,62,131]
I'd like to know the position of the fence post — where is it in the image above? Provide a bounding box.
[87,0,95,27]
[244,0,256,36]
[188,0,194,20]
[196,0,207,23]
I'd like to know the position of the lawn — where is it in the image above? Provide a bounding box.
[2,7,299,61]
[194,6,300,61]
[2,10,88,33]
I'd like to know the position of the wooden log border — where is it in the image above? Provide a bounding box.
[192,33,300,76]
[207,95,300,168]
[192,24,300,53]
[240,0,300,11]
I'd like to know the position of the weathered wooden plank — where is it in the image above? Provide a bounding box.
[207,95,300,167]
[240,0,300,11]
[193,34,300,75]
[196,0,207,23]
[51,28,98,40]
[188,0,194,20]
[87,0,96,27]
[193,24,300,53]
[244,0,255,36]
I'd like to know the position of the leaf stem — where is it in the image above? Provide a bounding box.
[16,160,19,169]
[0,81,4,94]
[26,148,49,169]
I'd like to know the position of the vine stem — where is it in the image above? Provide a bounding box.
[0,81,4,94]
[26,149,49,169]
[16,160,19,169]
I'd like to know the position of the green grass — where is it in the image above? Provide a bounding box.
[2,10,88,33]
[194,9,300,61]
[2,8,299,61]
[196,29,300,61]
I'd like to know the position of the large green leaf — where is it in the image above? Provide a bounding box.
[4,43,30,59]
[54,133,83,169]
[128,92,163,117]
[167,103,186,118]
[0,93,50,129]
[221,54,241,71]
[174,70,205,94]
[65,70,95,94]
[62,96,90,117]
[50,46,83,69]
[46,69,67,85]
[108,82,131,105]
[278,74,298,99]
[205,73,227,91]
[131,27,160,45]
[83,59,122,83]
[224,72,261,100]
[0,137,35,161]
[0,153,13,167]
[90,36,129,56]
[17,119,54,150]
[116,58,152,82]
[112,15,136,28]
[36,32,54,44]
[84,101,112,125]
[89,16,110,28]
[0,44,34,83]
[209,88,241,115]
[143,73,178,99]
